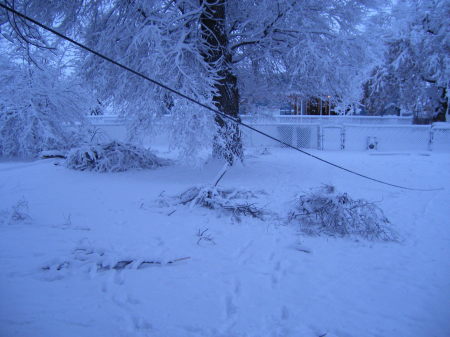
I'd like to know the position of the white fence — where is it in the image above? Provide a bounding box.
[89,114,414,126]
[242,123,449,152]
[88,115,127,125]
[241,115,414,125]
[88,116,450,152]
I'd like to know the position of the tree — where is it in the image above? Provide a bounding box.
[200,0,242,163]
[1,0,388,160]
[0,54,89,157]
[364,0,449,122]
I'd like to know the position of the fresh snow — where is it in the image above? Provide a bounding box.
[1,149,449,337]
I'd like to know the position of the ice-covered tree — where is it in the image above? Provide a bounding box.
[364,0,449,121]
[1,0,389,160]
[0,1,92,158]
[228,0,387,112]
[0,54,89,158]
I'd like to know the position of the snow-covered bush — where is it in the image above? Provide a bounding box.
[161,186,267,221]
[289,185,397,241]
[66,141,170,172]
[0,56,89,158]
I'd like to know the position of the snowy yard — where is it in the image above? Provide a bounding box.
[1,0,449,336]
[1,149,449,337]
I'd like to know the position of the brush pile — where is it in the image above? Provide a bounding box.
[162,186,268,221]
[289,185,397,241]
[66,141,170,172]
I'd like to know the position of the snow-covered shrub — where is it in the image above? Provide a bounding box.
[161,186,267,221]
[0,199,32,225]
[0,56,89,158]
[289,185,397,241]
[66,141,170,172]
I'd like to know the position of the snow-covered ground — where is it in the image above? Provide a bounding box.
[1,149,449,337]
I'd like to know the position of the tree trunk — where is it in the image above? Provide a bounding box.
[200,0,243,165]
[433,87,447,122]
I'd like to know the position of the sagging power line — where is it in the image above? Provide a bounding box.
[0,2,443,192]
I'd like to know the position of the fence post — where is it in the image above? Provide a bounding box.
[428,125,434,151]
[318,126,324,150]
[340,126,346,150]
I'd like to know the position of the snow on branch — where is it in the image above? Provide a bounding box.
[289,185,398,241]
[41,244,190,276]
[66,141,171,172]
[159,183,398,242]
[0,56,89,158]
[160,186,269,222]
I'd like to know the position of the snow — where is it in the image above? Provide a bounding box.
[1,149,449,337]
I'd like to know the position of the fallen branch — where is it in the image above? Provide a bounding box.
[162,186,268,221]
[41,250,191,272]
[289,185,398,241]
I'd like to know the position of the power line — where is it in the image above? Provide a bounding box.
[0,2,443,192]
